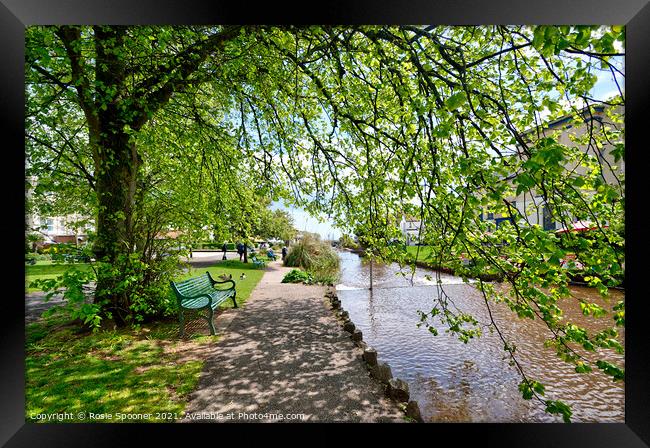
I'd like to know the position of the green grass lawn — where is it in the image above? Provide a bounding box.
[26,314,207,423]
[404,245,502,279]
[405,246,469,265]
[25,259,266,423]
[25,261,93,292]
[405,245,436,262]
[26,259,264,304]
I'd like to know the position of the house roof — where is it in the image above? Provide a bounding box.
[155,230,184,239]
[521,104,609,138]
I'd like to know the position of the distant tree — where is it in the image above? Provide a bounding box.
[256,209,297,242]
[339,234,358,249]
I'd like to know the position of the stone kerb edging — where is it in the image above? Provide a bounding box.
[324,287,424,423]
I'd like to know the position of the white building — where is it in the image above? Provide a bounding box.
[481,103,624,231]
[400,216,424,245]
[26,177,94,245]
[26,213,93,245]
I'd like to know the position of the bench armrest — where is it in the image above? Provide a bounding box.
[212,279,236,290]
[205,271,236,290]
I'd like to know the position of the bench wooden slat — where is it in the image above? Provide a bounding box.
[181,296,210,309]
[175,275,213,297]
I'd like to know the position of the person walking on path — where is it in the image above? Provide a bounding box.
[222,242,228,260]
[281,245,288,261]
[237,242,244,262]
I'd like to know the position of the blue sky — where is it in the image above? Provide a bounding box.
[591,57,624,100]
[270,200,343,240]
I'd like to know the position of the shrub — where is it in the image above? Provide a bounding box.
[310,254,340,285]
[43,243,92,263]
[284,235,340,285]
[282,269,312,284]
[31,267,100,328]
[95,252,180,325]
[26,232,44,253]
[196,241,221,249]
[32,249,181,330]
[194,241,240,250]
[25,252,53,265]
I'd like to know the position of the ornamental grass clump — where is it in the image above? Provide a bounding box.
[284,240,313,270]
[284,235,340,285]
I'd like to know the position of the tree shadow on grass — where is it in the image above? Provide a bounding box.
[26,328,204,422]
[25,302,225,423]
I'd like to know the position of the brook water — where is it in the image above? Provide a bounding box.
[335,251,624,422]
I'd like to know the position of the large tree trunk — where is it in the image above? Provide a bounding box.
[93,123,140,326]
[88,26,141,326]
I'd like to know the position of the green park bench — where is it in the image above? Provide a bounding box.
[250,254,266,268]
[170,272,237,337]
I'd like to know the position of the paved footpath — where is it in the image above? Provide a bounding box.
[184,260,404,422]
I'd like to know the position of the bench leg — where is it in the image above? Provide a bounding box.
[206,307,217,335]
[178,310,185,338]
[232,291,238,308]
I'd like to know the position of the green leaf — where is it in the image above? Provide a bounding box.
[518,380,545,400]
[575,362,592,374]
[445,92,466,111]
[532,26,546,50]
[595,360,624,381]
[545,400,573,423]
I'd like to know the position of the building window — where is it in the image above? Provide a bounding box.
[496,217,514,229]
[487,212,494,220]
[46,218,54,232]
[542,206,555,231]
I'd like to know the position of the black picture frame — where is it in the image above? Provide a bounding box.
[2,0,648,445]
